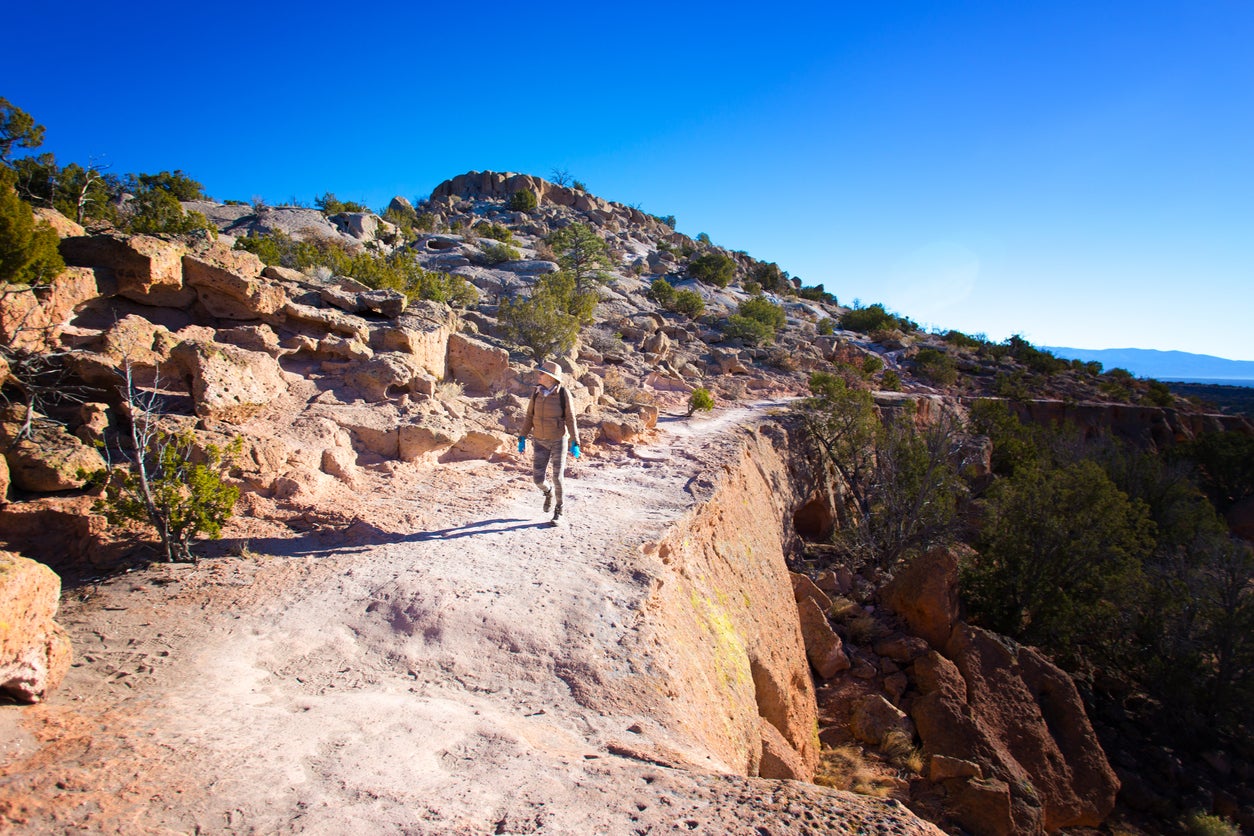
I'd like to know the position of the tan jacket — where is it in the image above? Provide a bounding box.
[521,385,579,444]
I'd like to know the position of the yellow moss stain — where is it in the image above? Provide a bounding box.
[688,588,750,693]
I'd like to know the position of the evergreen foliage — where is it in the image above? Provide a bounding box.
[507,188,538,211]
[95,429,242,563]
[499,271,596,362]
[687,251,736,287]
[687,387,714,416]
[546,223,612,293]
[0,167,65,285]
[0,97,46,162]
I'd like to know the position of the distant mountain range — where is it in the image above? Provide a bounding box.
[1044,347,1254,383]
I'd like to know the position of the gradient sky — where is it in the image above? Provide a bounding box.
[5,1,1252,360]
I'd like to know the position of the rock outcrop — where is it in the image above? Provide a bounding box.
[882,553,1121,834]
[624,424,820,781]
[0,551,71,702]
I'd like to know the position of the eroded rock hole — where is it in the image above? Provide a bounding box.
[793,498,834,542]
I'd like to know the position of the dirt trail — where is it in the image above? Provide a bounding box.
[0,400,936,835]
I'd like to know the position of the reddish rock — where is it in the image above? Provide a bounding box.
[438,431,503,463]
[60,233,193,306]
[911,624,1119,833]
[447,333,512,394]
[0,266,100,351]
[169,339,287,424]
[949,777,1016,836]
[851,694,914,745]
[0,551,72,702]
[930,754,982,782]
[790,571,833,612]
[398,418,461,461]
[758,717,807,780]
[346,353,435,402]
[33,206,85,238]
[183,247,286,320]
[795,595,850,679]
[880,546,961,649]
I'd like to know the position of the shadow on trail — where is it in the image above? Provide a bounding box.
[404,517,552,541]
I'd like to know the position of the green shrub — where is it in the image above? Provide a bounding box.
[1004,335,1067,374]
[817,317,835,336]
[914,347,958,386]
[1184,811,1240,836]
[648,278,675,306]
[125,188,214,236]
[654,214,677,229]
[942,329,983,350]
[477,241,521,265]
[964,459,1155,659]
[751,261,789,292]
[881,370,901,391]
[671,289,705,319]
[95,429,241,563]
[1145,379,1174,407]
[0,97,46,162]
[315,192,368,214]
[546,222,612,292]
[130,170,205,201]
[861,355,884,378]
[688,251,736,287]
[743,280,762,295]
[233,231,476,306]
[476,222,514,243]
[739,295,786,330]
[0,167,65,285]
[724,314,775,346]
[840,304,897,334]
[798,284,835,304]
[724,295,786,345]
[507,189,538,211]
[688,387,714,416]
[499,271,595,362]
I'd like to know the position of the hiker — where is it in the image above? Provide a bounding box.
[518,361,581,526]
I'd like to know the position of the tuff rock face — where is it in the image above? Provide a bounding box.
[0,550,72,702]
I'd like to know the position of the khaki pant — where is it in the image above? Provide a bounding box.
[532,438,566,507]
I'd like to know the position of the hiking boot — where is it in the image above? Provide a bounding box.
[542,489,553,513]
[550,503,563,527]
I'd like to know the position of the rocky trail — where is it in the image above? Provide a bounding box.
[0,401,937,835]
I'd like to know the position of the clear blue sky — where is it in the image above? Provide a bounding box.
[5,1,1252,360]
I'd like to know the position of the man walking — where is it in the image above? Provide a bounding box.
[518,361,580,526]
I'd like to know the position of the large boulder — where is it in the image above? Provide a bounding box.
[345,353,436,402]
[33,207,85,238]
[59,234,194,306]
[398,415,463,461]
[0,551,72,703]
[946,625,1120,830]
[790,575,850,680]
[1,410,106,493]
[851,694,915,745]
[880,546,962,649]
[279,300,370,342]
[447,333,512,394]
[168,340,287,423]
[320,286,407,318]
[909,625,1120,834]
[183,245,286,320]
[0,267,100,351]
[758,717,808,780]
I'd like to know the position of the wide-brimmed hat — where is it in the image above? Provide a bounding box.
[533,360,563,384]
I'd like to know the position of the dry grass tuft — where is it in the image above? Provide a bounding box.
[814,745,896,798]
[880,730,924,774]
